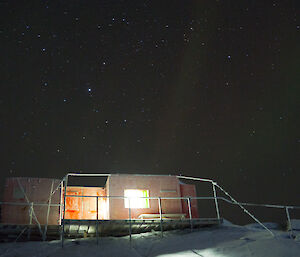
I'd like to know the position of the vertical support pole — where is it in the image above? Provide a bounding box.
[43,179,54,241]
[27,202,33,240]
[187,197,193,232]
[158,197,163,237]
[29,202,33,224]
[285,207,293,238]
[96,196,99,245]
[61,175,68,248]
[212,182,220,220]
[128,198,132,247]
[17,178,43,238]
[59,181,63,225]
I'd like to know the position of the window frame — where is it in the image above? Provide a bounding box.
[124,189,150,209]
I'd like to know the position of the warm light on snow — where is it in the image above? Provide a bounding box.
[156,251,224,257]
[155,248,227,257]
[1,220,300,256]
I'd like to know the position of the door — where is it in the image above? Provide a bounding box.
[65,190,82,219]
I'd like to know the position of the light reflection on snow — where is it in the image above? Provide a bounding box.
[156,248,227,257]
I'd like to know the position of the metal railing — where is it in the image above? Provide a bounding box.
[1,173,299,245]
[218,196,300,238]
[60,173,220,247]
[1,194,299,244]
[60,194,300,247]
[61,194,217,245]
[61,173,300,245]
[60,173,275,247]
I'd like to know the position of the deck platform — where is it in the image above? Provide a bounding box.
[0,218,222,242]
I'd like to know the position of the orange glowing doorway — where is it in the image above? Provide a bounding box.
[65,187,108,220]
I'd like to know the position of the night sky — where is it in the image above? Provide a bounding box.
[1,1,299,223]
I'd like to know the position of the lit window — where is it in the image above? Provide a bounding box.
[124,189,149,208]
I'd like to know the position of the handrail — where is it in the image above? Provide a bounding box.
[0,201,60,206]
[52,173,300,242]
[213,182,274,236]
[218,197,300,210]
[2,196,300,210]
[67,173,111,177]
[176,175,275,236]
[176,175,213,183]
[3,193,300,243]
[64,195,217,200]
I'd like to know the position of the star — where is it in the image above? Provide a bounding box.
[0,0,298,227]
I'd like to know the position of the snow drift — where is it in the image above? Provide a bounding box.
[0,220,300,257]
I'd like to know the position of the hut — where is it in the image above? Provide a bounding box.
[105,174,198,220]
[1,174,198,225]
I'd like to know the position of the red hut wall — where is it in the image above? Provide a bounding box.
[65,186,108,220]
[1,177,61,225]
[180,183,199,218]
[107,174,183,219]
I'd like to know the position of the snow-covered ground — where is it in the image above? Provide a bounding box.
[1,220,300,257]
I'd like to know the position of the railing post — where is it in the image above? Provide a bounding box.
[59,181,63,225]
[43,180,54,241]
[212,182,220,220]
[285,207,293,238]
[96,196,99,245]
[27,202,33,240]
[61,175,68,248]
[128,198,132,246]
[187,197,193,231]
[158,197,163,237]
